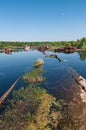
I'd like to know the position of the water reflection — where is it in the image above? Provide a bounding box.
[79,52,86,61]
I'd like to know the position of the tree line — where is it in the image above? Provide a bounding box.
[0,37,86,51]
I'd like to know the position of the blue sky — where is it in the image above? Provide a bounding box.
[0,0,86,41]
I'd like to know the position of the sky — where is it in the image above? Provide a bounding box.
[0,0,86,41]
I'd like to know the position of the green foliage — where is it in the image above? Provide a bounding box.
[0,37,86,51]
[23,68,45,84]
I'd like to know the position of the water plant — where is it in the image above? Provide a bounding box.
[23,68,45,84]
[0,85,63,130]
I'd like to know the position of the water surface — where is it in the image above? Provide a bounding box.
[0,50,86,130]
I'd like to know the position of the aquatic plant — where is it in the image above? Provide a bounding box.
[26,90,62,130]
[0,85,63,130]
[33,58,44,68]
[23,68,45,84]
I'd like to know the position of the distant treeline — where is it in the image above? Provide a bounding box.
[0,37,86,51]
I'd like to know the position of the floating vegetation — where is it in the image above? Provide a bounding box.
[33,58,44,68]
[23,68,45,84]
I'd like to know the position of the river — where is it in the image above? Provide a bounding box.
[0,50,86,130]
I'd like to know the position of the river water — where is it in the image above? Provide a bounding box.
[0,50,86,130]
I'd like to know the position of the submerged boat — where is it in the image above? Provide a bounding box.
[71,68,86,92]
[55,47,82,53]
[76,76,86,91]
[24,45,30,51]
[2,48,12,54]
